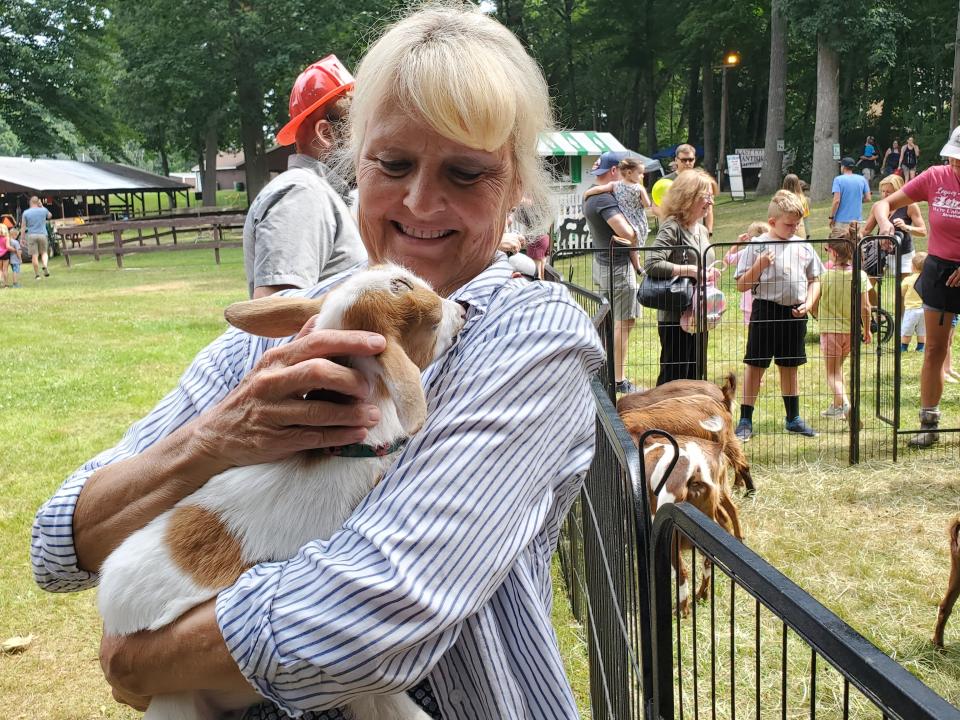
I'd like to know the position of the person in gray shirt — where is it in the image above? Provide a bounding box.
[243,55,366,298]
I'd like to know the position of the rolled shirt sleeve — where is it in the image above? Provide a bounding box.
[216,279,604,716]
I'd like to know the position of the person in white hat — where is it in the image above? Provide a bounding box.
[242,54,367,298]
[871,125,960,447]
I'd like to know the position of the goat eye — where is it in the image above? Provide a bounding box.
[390,277,413,293]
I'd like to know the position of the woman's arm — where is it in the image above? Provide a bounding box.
[869,189,914,236]
[644,220,696,278]
[99,282,605,715]
[903,203,928,237]
[582,181,616,199]
[33,325,385,585]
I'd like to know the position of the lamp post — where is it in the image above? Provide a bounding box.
[716,51,741,185]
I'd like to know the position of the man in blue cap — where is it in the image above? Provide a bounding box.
[584,150,641,393]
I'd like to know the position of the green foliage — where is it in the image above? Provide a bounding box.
[0,0,122,155]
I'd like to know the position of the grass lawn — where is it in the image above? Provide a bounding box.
[1,193,958,717]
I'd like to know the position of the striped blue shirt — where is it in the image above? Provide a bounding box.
[32,256,604,719]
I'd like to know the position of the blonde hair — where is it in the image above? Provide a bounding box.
[349,2,554,229]
[745,221,769,237]
[879,174,904,193]
[767,189,805,220]
[660,168,717,224]
[618,157,642,173]
[912,251,927,272]
[782,173,805,199]
[0,224,8,240]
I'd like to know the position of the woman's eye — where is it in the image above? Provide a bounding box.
[450,168,484,184]
[378,159,409,175]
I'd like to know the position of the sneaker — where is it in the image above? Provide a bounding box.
[785,416,817,437]
[35,274,41,281]
[821,404,845,418]
[43,267,49,277]
[11,283,20,288]
[615,379,638,394]
[945,374,959,384]
[734,419,753,442]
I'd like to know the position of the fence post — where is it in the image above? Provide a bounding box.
[213,224,222,265]
[112,228,123,268]
[850,237,861,464]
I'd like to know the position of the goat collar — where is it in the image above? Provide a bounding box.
[318,438,408,458]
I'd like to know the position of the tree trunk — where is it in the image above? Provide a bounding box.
[757,0,787,194]
[811,35,840,202]
[202,120,218,207]
[687,63,703,145]
[643,61,658,153]
[158,124,170,177]
[236,64,268,202]
[952,0,960,130]
[702,54,716,177]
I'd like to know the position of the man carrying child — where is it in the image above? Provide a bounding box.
[735,190,824,441]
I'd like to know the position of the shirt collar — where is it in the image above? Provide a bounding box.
[447,254,516,314]
[287,153,351,200]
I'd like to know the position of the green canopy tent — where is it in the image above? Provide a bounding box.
[537,131,662,184]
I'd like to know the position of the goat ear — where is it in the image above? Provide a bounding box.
[378,338,427,435]
[225,296,324,338]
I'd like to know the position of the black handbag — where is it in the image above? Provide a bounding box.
[637,274,694,311]
[637,245,694,311]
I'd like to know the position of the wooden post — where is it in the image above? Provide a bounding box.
[213,224,222,264]
[113,228,124,268]
[137,226,144,246]
[93,233,101,261]
[171,222,178,245]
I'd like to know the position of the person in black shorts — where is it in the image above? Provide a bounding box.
[734,191,824,441]
[900,136,920,181]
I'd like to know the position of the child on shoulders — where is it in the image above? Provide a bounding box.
[583,156,652,246]
[734,190,823,441]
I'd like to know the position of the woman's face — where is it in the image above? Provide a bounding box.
[881,185,894,199]
[689,188,714,222]
[356,106,518,296]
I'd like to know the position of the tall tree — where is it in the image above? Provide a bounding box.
[810,34,840,201]
[757,0,788,193]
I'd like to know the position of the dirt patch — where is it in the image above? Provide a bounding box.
[106,281,192,296]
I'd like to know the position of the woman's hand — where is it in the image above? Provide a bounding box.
[892,217,907,231]
[791,303,808,318]
[192,329,386,469]
[948,268,960,288]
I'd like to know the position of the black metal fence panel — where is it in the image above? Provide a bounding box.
[557,377,653,720]
[650,502,960,720]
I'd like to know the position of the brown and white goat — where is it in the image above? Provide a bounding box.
[933,515,960,648]
[97,265,464,720]
[618,373,754,493]
[639,435,743,615]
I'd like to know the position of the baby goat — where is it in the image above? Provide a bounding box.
[639,435,743,615]
[97,265,465,720]
[618,373,754,493]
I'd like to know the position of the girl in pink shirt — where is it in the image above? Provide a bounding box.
[871,126,960,448]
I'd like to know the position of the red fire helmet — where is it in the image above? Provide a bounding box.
[276,54,354,146]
